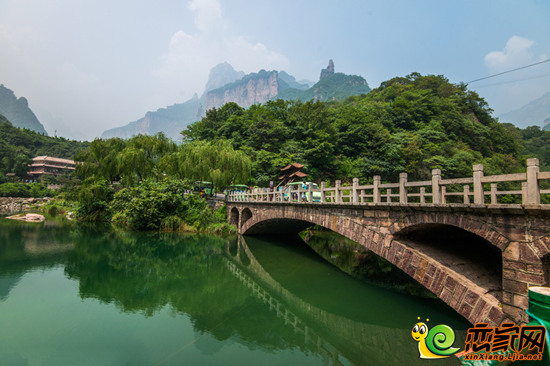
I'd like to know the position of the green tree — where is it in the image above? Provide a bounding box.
[76,178,114,222]
[170,139,252,191]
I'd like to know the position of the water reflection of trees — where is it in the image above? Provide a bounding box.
[64,228,321,355]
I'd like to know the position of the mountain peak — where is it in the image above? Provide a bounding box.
[320,59,335,80]
[0,84,47,135]
[204,62,245,93]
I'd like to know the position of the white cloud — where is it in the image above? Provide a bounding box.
[484,36,535,72]
[479,36,550,117]
[187,0,223,34]
[154,0,289,98]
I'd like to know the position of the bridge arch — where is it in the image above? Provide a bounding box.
[393,223,503,299]
[230,207,239,227]
[389,212,511,252]
[241,208,253,227]
[229,203,507,325]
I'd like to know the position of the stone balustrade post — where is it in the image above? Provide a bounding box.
[431,169,442,204]
[373,176,381,204]
[490,184,498,204]
[463,185,470,204]
[399,173,408,204]
[525,158,540,205]
[387,188,392,203]
[420,187,426,204]
[320,182,326,203]
[352,178,359,203]
[287,186,292,203]
[473,164,484,205]
[308,183,313,203]
[441,186,446,204]
[335,180,341,204]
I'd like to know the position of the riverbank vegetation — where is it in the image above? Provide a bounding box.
[70,135,251,232]
[0,182,52,198]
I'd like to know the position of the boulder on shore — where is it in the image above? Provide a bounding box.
[6,213,46,222]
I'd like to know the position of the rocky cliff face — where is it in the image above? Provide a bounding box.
[204,70,279,112]
[0,84,47,135]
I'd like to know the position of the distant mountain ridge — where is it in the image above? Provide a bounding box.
[498,92,550,129]
[102,62,247,141]
[0,84,47,135]
[102,60,371,140]
[102,95,203,140]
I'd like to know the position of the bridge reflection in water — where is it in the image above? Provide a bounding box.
[228,159,550,325]
[225,235,468,366]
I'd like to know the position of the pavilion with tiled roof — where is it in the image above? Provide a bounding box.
[277,163,307,187]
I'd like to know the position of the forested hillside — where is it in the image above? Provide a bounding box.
[278,73,370,102]
[0,114,89,179]
[183,73,540,186]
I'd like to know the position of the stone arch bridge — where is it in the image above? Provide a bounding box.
[226,159,550,326]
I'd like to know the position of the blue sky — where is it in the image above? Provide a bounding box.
[0,0,549,140]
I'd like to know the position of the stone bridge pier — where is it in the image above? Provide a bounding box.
[227,202,550,326]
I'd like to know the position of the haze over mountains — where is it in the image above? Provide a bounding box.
[101,60,370,141]
[498,92,550,130]
[2,61,549,141]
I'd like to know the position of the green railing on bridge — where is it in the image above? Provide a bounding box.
[227,158,550,207]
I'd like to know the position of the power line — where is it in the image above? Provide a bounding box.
[466,59,550,84]
[473,72,550,89]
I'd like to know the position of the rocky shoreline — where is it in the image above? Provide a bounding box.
[0,197,52,215]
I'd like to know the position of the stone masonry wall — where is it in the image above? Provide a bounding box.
[0,197,52,215]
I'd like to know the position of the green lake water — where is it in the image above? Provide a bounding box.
[0,218,472,366]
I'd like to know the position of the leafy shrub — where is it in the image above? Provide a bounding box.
[76,178,114,222]
[110,178,228,231]
[160,215,183,231]
[111,179,188,230]
[0,182,53,197]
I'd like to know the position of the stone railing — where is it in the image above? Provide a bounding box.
[227,158,550,207]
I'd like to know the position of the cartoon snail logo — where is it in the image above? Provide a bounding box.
[411,317,460,359]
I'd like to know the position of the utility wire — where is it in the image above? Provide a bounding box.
[472,72,550,89]
[466,59,550,84]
